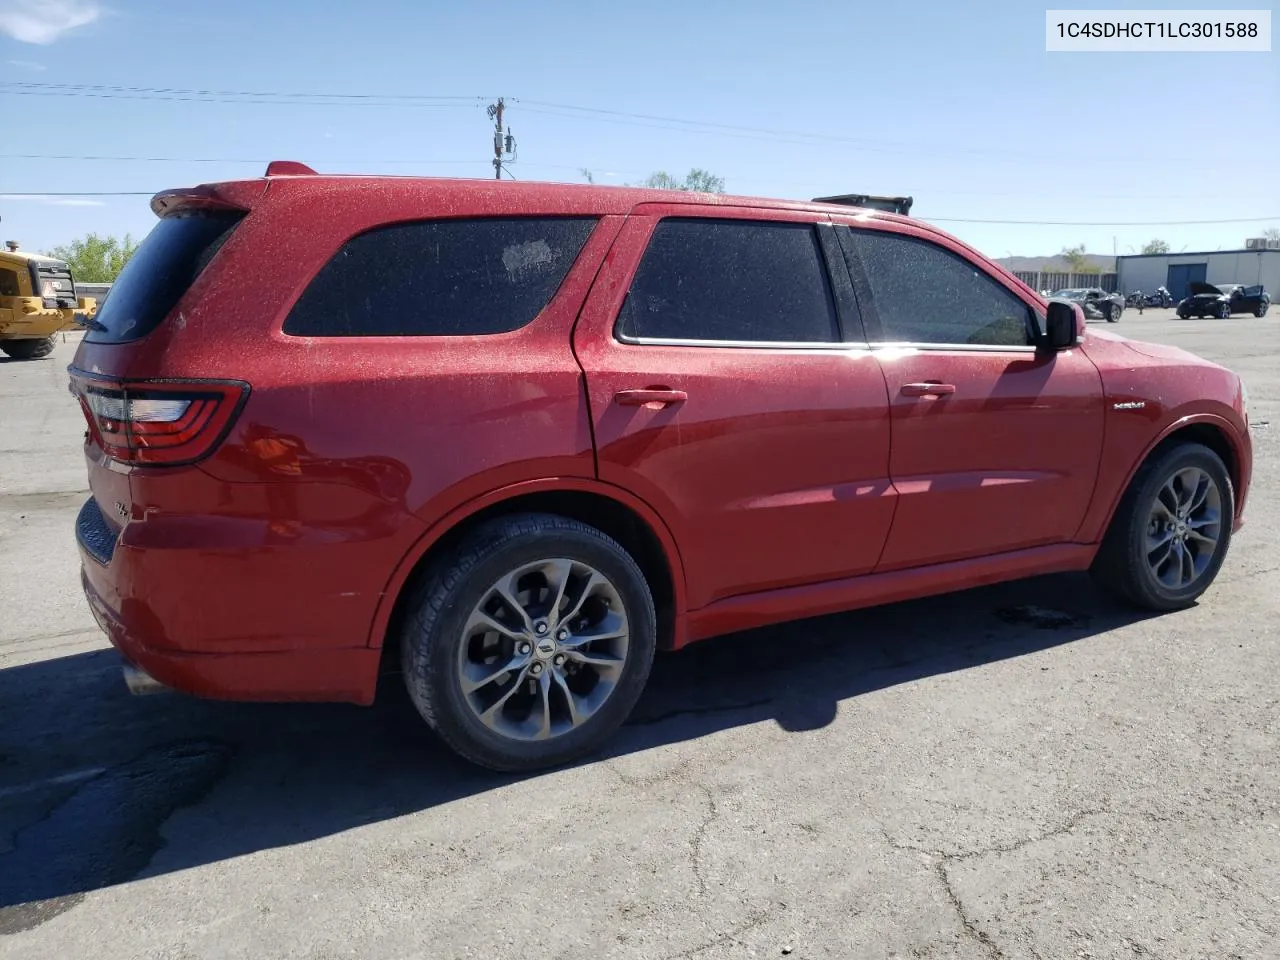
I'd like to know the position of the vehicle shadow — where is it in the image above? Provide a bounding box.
[0,571,1158,928]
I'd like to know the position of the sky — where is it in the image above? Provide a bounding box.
[0,0,1277,261]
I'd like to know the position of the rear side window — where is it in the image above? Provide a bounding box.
[844,228,1032,347]
[618,219,839,343]
[283,218,597,337]
[86,213,244,344]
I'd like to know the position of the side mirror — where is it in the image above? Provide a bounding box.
[1039,301,1079,351]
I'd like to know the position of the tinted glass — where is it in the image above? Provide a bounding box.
[618,219,838,343]
[847,229,1031,346]
[86,213,244,344]
[284,218,597,337]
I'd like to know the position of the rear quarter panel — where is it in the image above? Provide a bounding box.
[89,181,626,653]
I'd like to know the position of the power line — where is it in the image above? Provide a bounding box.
[0,90,484,108]
[2,82,1257,170]
[0,153,484,165]
[0,82,486,101]
[2,189,1274,225]
[2,154,1269,204]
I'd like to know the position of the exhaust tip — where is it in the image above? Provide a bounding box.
[122,662,169,696]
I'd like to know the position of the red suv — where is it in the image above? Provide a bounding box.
[71,166,1253,771]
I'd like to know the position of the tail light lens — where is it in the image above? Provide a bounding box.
[70,373,248,466]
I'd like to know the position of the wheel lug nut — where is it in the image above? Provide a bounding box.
[553,654,565,666]
[534,621,548,635]
[556,628,569,641]
[530,662,543,675]
[518,642,531,655]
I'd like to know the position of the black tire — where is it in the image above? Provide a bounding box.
[1219,302,1231,319]
[0,336,56,360]
[1177,310,1188,319]
[1107,303,1121,323]
[1256,303,1269,318]
[400,512,656,772]
[1091,442,1234,611]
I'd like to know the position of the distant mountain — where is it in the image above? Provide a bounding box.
[996,254,1116,273]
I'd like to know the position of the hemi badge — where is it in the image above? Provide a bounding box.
[1113,401,1146,410]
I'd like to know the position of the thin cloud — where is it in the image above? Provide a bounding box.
[0,0,101,44]
[6,58,47,70]
[0,194,106,206]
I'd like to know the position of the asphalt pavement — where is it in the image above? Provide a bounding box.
[1,313,1277,959]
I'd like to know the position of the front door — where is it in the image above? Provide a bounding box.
[573,206,896,610]
[835,222,1106,572]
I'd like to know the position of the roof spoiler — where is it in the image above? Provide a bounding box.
[812,194,913,216]
[150,180,267,217]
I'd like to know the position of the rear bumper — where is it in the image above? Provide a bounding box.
[81,569,379,705]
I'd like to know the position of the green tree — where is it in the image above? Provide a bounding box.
[580,168,595,185]
[1060,244,1099,274]
[639,168,726,193]
[1141,238,1170,254]
[46,233,138,283]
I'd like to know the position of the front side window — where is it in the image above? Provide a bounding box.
[284,217,597,337]
[845,228,1032,347]
[618,218,839,344]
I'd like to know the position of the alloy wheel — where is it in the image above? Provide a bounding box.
[455,558,630,741]
[1145,466,1223,591]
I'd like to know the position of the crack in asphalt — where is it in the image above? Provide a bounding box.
[0,739,235,935]
[884,807,1109,864]
[666,909,774,959]
[880,812,1111,960]
[885,808,1105,870]
[688,784,718,900]
[934,859,1006,960]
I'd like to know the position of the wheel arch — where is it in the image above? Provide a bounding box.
[369,478,689,666]
[1091,414,1248,543]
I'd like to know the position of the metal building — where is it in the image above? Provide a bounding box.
[1116,245,1280,301]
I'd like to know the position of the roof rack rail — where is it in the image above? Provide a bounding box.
[812,194,913,216]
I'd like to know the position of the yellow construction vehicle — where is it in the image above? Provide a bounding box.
[0,240,98,360]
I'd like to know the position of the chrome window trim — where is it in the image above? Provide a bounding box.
[615,333,1041,354]
[868,341,1037,354]
[615,333,869,351]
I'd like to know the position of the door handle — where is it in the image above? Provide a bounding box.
[900,382,956,397]
[614,388,688,407]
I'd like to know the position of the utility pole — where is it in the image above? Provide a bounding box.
[487,98,516,179]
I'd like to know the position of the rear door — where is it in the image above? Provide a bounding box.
[835,221,1106,571]
[573,205,895,611]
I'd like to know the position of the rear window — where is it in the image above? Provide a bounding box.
[85,213,244,344]
[283,217,597,337]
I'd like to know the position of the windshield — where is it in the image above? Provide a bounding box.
[1050,289,1088,300]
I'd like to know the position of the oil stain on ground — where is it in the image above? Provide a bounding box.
[0,739,233,935]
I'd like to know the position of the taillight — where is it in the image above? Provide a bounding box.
[71,373,248,466]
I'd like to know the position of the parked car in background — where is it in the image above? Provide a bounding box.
[70,166,1253,771]
[1177,282,1271,319]
[1049,287,1124,322]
